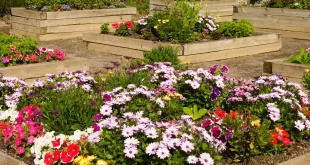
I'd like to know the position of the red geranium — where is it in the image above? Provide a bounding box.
[112,23,120,30]
[60,151,74,164]
[270,138,278,145]
[228,110,238,120]
[53,150,61,162]
[282,138,291,146]
[215,109,226,119]
[51,137,61,148]
[67,143,80,157]
[44,152,53,165]
[126,21,134,29]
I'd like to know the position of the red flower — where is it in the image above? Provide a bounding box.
[44,152,53,165]
[275,134,283,141]
[215,109,226,119]
[138,0,143,2]
[30,54,38,62]
[53,150,60,162]
[228,110,238,120]
[60,151,74,164]
[270,138,278,145]
[1,129,8,136]
[60,8,63,12]
[53,8,58,11]
[112,23,120,30]
[126,21,134,29]
[46,55,49,61]
[282,130,290,138]
[51,137,61,148]
[17,51,23,60]
[7,56,12,61]
[0,123,8,129]
[67,143,80,157]
[10,45,16,52]
[282,138,291,146]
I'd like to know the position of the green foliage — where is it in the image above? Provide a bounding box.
[210,30,222,40]
[219,19,254,38]
[303,70,310,91]
[284,48,310,65]
[0,0,26,17]
[225,114,272,162]
[261,0,310,9]
[100,22,110,34]
[150,0,201,43]
[18,86,103,135]
[143,45,181,66]
[114,24,131,36]
[124,0,149,14]
[0,32,38,57]
[183,104,207,120]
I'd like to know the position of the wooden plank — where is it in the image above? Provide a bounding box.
[40,15,132,27]
[215,15,233,22]
[46,7,136,20]
[11,8,46,20]
[233,13,310,26]
[10,29,38,40]
[10,16,40,26]
[88,43,144,59]
[0,151,27,165]
[236,6,310,17]
[183,33,280,55]
[255,28,310,40]
[251,21,310,33]
[0,57,89,80]
[179,42,281,63]
[11,22,46,34]
[268,58,310,78]
[47,24,102,33]
[83,33,183,54]
[204,10,233,16]
[39,31,99,41]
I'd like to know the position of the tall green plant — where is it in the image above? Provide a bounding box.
[143,45,181,65]
[284,48,310,65]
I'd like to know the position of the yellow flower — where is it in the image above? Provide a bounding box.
[183,61,191,65]
[251,119,261,127]
[165,19,169,22]
[154,26,158,29]
[162,95,171,101]
[79,157,91,165]
[305,69,310,73]
[87,155,96,161]
[108,71,114,75]
[167,92,173,97]
[157,19,161,22]
[174,93,182,97]
[97,160,109,165]
[74,156,83,163]
[163,20,166,23]
[101,78,106,81]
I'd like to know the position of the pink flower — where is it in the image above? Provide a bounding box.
[17,131,25,139]
[14,138,22,146]
[17,147,25,154]
[306,47,310,52]
[29,126,38,135]
[27,136,35,145]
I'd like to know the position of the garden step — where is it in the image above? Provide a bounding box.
[278,152,310,165]
[0,151,27,165]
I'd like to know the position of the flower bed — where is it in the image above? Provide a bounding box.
[233,6,310,40]
[0,61,309,165]
[149,0,236,22]
[83,32,281,63]
[263,48,310,84]
[10,7,137,41]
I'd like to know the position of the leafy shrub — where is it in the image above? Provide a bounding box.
[219,19,254,38]
[0,0,26,17]
[258,0,310,9]
[284,48,310,65]
[143,45,180,65]
[124,0,149,14]
[100,22,110,34]
[112,21,134,36]
[210,30,222,40]
[303,69,310,91]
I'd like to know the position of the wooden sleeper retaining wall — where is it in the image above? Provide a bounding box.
[0,57,89,83]
[10,7,136,41]
[83,33,282,63]
[233,6,310,40]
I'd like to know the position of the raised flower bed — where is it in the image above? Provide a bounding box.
[150,0,236,22]
[0,56,89,82]
[83,33,281,63]
[233,6,310,40]
[263,48,310,84]
[10,7,136,41]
